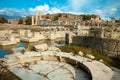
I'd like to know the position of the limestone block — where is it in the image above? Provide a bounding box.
[34,32,40,38]
[0,30,6,37]
[8,34,15,41]
[34,43,48,51]
[78,51,84,56]
[12,48,24,54]
[19,29,26,37]
[48,47,61,52]
[99,59,103,62]
[25,30,32,37]
[86,54,95,59]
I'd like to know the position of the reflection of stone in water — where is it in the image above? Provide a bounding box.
[21,40,47,48]
[0,38,65,55]
[16,43,25,48]
[0,49,6,58]
[47,38,65,46]
[0,44,18,54]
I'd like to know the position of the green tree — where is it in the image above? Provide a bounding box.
[82,15,91,21]
[25,16,32,25]
[57,13,62,17]
[46,16,49,19]
[64,14,68,17]
[0,17,8,23]
[18,18,23,24]
[81,14,99,21]
[53,16,59,21]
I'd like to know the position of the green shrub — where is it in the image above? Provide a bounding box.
[21,49,25,54]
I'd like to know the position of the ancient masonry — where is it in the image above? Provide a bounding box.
[72,36,120,57]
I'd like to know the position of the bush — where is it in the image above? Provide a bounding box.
[53,16,59,21]
[80,14,99,21]
[0,17,8,23]
[57,13,62,17]
[46,16,49,19]
[18,18,23,24]
[25,16,32,25]
[21,49,25,54]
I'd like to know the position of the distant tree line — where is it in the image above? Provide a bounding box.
[25,16,32,25]
[0,17,8,23]
[18,16,32,25]
[80,14,100,21]
[18,18,23,24]
[53,13,62,21]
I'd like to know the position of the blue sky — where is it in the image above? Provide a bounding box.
[0,0,120,19]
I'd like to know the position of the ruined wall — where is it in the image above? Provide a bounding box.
[72,36,120,56]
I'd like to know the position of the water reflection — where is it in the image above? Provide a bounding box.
[16,43,25,48]
[0,49,6,58]
[0,38,65,58]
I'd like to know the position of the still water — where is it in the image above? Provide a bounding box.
[0,38,65,58]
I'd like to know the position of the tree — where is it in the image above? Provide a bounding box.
[53,14,62,21]
[82,15,91,21]
[25,16,32,25]
[64,14,68,17]
[18,18,23,24]
[0,17,8,23]
[53,16,59,21]
[80,14,100,21]
[46,16,49,19]
[47,13,50,15]
[57,13,62,17]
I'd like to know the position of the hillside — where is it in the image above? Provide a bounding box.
[5,13,100,25]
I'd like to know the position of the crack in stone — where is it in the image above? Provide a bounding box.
[61,65,75,80]
[44,63,66,77]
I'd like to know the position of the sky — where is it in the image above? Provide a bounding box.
[0,0,120,19]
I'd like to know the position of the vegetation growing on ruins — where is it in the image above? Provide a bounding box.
[0,63,20,80]
[18,18,23,24]
[80,14,100,21]
[58,45,120,69]
[53,13,62,21]
[25,16,32,25]
[0,17,8,23]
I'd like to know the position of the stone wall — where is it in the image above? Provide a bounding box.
[72,36,120,57]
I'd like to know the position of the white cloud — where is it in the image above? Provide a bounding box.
[0,8,26,17]
[94,7,118,20]
[48,7,62,14]
[29,4,62,14]
[95,10,103,15]
[111,8,117,14]
[29,4,49,14]
[0,9,5,14]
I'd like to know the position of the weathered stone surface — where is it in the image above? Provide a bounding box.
[9,61,90,80]
[78,51,84,56]
[2,51,116,80]
[86,54,95,59]
[72,36,120,57]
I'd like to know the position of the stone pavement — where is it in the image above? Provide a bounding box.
[9,61,89,80]
[2,51,119,80]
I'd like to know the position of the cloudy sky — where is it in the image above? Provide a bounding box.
[0,0,120,19]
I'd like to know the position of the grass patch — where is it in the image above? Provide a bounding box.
[58,45,120,69]
[0,69,20,80]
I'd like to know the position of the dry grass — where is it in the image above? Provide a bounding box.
[58,45,120,69]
